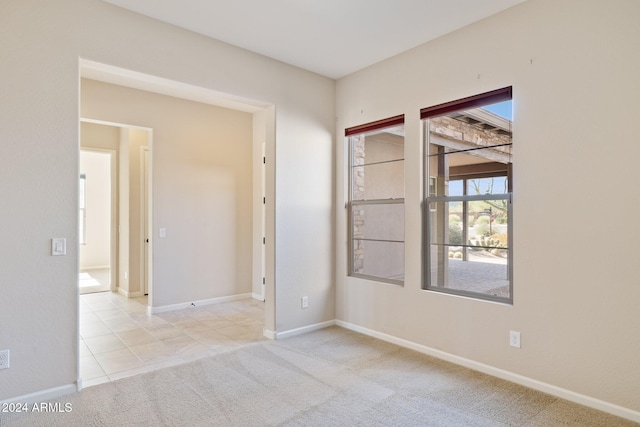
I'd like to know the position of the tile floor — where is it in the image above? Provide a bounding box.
[79,268,111,294]
[79,291,265,388]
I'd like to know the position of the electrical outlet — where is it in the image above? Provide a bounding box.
[301,296,309,309]
[0,350,9,369]
[509,331,521,349]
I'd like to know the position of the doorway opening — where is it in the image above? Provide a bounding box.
[79,120,152,300]
[78,59,275,387]
[79,149,115,294]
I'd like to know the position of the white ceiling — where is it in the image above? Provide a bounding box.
[102,0,526,79]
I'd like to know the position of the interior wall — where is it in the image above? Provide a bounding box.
[335,0,640,417]
[81,78,253,306]
[81,122,120,152]
[0,0,334,402]
[79,151,111,269]
[274,102,335,333]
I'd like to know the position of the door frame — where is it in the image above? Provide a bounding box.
[260,141,266,301]
[140,145,151,296]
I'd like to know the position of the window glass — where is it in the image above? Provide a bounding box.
[449,180,464,197]
[355,240,405,282]
[352,203,404,242]
[467,177,508,195]
[348,121,405,285]
[424,91,513,303]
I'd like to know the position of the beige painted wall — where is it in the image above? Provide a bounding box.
[336,0,640,417]
[81,122,120,152]
[0,0,334,402]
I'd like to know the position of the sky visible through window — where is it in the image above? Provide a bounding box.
[483,100,512,120]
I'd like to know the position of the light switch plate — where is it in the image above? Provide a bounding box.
[51,238,66,256]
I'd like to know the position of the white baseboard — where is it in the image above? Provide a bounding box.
[0,383,78,406]
[117,287,144,298]
[79,265,110,271]
[263,329,276,340]
[263,320,335,341]
[252,293,265,302]
[275,320,336,340]
[149,293,252,314]
[7,320,637,423]
[336,320,640,424]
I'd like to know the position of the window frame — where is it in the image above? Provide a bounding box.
[422,87,513,303]
[346,115,405,285]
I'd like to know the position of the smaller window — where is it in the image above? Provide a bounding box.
[346,116,405,284]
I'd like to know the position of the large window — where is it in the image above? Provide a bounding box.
[347,116,405,285]
[423,88,513,302]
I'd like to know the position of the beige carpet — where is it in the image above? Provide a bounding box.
[1,327,637,426]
